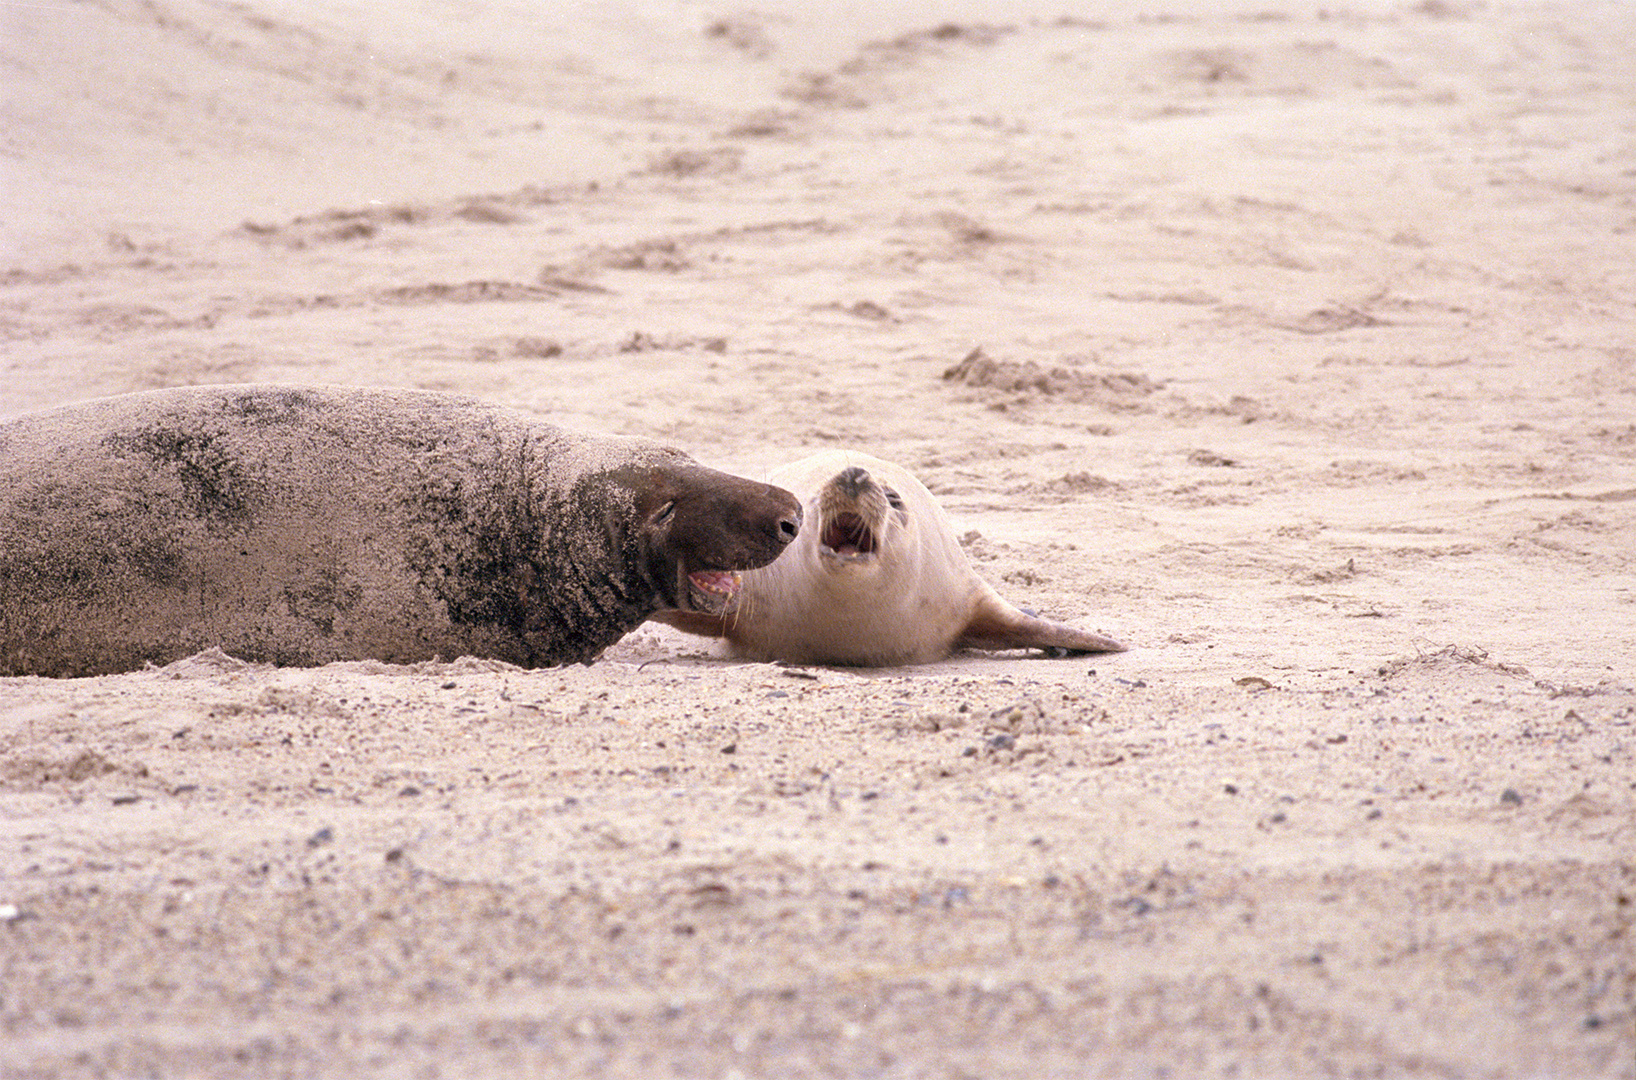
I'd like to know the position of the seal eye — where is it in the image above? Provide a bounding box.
[653,500,677,526]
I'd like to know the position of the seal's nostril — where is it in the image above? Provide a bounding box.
[778,516,800,543]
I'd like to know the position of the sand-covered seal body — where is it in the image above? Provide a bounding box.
[0,385,801,676]
[654,449,1124,665]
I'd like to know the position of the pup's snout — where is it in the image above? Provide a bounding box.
[835,466,871,497]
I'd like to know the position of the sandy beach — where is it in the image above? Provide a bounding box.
[2,1,1632,1075]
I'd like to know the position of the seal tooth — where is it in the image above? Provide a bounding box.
[687,569,740,598]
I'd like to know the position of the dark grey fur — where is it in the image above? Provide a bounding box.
[0,385,801,676]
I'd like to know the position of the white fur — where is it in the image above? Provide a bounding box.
[725,451,986,664]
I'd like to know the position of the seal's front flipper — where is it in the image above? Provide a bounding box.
[956,596,1126,656]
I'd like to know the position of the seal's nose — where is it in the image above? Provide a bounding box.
[835,466,871,497]
[777,503,802,545]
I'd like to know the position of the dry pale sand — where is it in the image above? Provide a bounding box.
[2,1,1633,1076]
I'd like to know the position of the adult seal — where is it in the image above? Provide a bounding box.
[0,384,802,677]
[653,449,1125,665]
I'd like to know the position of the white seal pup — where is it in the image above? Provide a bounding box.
[0,385,802,676]
[652,449,1125,665]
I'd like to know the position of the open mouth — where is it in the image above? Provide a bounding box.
[685,569,741,613]
[820,512,878,558]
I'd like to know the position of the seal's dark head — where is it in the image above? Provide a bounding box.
[406,433,801,668]
[621,459,802,615]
